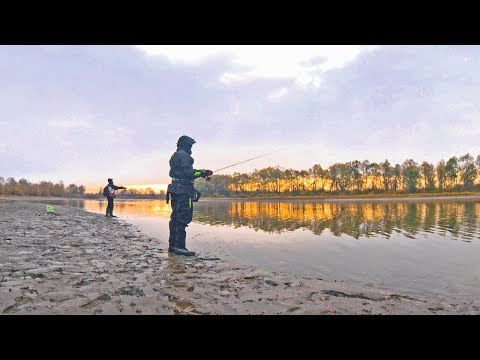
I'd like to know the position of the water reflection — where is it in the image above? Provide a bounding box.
[194,200,480,241]
[85,199,172,217]
[23,197,480,298]
[33,198,480,241]
[37,199,172,217]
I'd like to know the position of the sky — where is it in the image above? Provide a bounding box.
[1,45,480,192]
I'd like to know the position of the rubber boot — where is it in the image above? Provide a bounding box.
[168,219,177,253]
[172,223,195,256]
[173,248,196,256]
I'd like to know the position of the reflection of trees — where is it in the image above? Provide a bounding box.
[402,203,421,237]
[462,202,477,240]
[441,203,461,237]
[193,201,480,241]
[423,203,436,233]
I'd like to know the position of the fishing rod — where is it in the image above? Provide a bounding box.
[206,153,272,181]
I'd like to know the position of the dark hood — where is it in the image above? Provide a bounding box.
[177,144,192,155]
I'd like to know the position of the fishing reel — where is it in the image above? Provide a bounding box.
[205,169,213,181]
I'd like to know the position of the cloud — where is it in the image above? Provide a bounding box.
[2,45,480,187]
[136,45,380,88]
[267,87,288,101]
[48,118,94,129]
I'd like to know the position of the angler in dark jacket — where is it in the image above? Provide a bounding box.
[104,178,126,217]
[167,135,213,256]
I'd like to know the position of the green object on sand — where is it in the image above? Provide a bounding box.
[46,205,55,213]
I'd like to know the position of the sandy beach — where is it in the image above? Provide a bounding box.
[1,199,479,315]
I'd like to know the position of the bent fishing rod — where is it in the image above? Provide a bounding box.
[206,153,272,181]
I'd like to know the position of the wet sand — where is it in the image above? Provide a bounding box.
[1,199,479,315]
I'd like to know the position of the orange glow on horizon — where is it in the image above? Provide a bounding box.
[85,183,168,194]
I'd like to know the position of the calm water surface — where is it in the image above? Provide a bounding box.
[30,198,480,298]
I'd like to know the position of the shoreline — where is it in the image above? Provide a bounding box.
[1,199,479,314]
[200,194,480,202]
[3,193,480,203]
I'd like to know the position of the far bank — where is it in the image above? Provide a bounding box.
[4,192,480,203]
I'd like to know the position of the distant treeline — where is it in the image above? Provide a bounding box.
[0,177,85,197]
[195,153,480,197]
[85,187,166,199]
[0,177,166,199]
[3,153,480,199]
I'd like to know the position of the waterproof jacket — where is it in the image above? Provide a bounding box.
[106,182,125,198]
[168,148,206,195]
